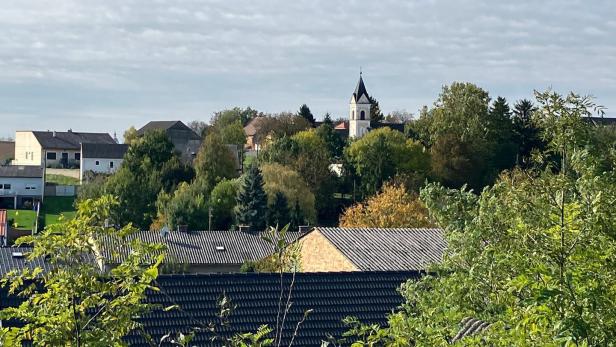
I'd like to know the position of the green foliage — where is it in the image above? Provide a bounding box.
[235,164,268,231]
[212,106,260,127]
[210,178,240,230]
[122,126,138,145]
[345,127,430,197]
[156,181,210,230]
[346,91,616,346]
[105,130,193,229]
[218,119,247,148]
[368,95,384,127]
[316,113,345,159]
[254,113,312,144]
[195,131,239,193]
[297,104,315,125]
[45,174,80,185]
[512,98,543,166]
[267,192,290,228]
[0,195,165,346]
[260,163,316,224]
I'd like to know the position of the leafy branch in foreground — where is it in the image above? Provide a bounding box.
[0,195,165,347]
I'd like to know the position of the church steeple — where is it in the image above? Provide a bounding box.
[349,72,372,138]
[351,73,370,104]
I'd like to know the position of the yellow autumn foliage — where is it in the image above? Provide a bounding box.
[339,184,434,228]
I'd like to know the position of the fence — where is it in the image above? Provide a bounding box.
[44,185,77,197]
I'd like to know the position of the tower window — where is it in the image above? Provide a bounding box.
[360,110,366,120]
[352,110,355,120]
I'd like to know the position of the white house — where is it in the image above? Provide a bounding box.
[14,130,117,168]
[80,143,128,183]
[0,165,44,209]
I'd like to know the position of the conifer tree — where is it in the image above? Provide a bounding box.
[267,191,290,228]
[297,104,315,125]
[235,164,268,231]
[290,199,306,231]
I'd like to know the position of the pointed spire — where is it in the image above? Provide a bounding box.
[353,72,369,103]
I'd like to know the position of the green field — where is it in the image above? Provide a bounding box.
[7,196,76,231]
[46,174,80,185]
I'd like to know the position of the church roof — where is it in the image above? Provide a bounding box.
[352,74,370,104]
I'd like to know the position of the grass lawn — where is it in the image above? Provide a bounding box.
[6,196,77,230]
[7,209,37,230]
[42,196,76,226]
[46,174,80,185]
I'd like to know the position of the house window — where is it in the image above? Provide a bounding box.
[109,161,114,168]
[26,185,36,190]
[360,110,366,120]
[47,152,56,160]
[95,160,100,166]
[3,184,11,190]
[75,153,81,161]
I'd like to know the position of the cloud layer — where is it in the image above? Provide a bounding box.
[1,0,615,137]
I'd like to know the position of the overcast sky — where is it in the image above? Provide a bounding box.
[1,0,615,138]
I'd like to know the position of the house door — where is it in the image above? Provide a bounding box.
[61,152,69,168]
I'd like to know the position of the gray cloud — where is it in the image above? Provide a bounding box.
[1,0,615,137]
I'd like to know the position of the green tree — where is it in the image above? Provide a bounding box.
[0,195,164,346]
[156,181,209,230]
[260,163,316,224]
[512,98,543,166]
[345,127,430,197]
[105,130,193,228]
[486,96,517,178]
[267,192,290,228]
[235,164,268,231]
[123,126,138,145]
[210,179,240,230]
[195,131,238,193]
[218,120,247,148]
[316,113,345,159]
[368,95,384,127]
[289,200,306,230]
[297,104,315,125]
[212,107,260,127]
[348,91,616,346]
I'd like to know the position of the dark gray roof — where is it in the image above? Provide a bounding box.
[0,165,43,178]
[99,230,303,266]
[32,131,116,150]
[353,74,370,103]
[586,116,616,126]
[126,271,420,346]
[0,247,50,276]
[373,122,406,133]
[310,227,446,271]
[136,121,201,140]
[81,143,128,159]
[451,317,492,343]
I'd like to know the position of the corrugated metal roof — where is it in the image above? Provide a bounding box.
[313,227,446,271]
[99,230,303,266]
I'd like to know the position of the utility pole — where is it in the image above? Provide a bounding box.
[208,206,212,231]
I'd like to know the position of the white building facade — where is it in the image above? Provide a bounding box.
[0,166,44,209]
[80,143,128,182]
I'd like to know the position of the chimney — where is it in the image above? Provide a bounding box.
[298,225,312,234]
[177,225,188,233]
[52,131,57,137]
[238,225,250,233]
[68,128,72,133]
[160,226,170,239]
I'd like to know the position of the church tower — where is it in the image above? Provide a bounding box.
[349,72,371,138]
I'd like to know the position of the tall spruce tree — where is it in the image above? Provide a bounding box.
[235,164,268,231]
[290,199,306,231]
[512,99,543,166]
[267,191,290,228]
[369,95,384,127]
[297,104,315,125]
